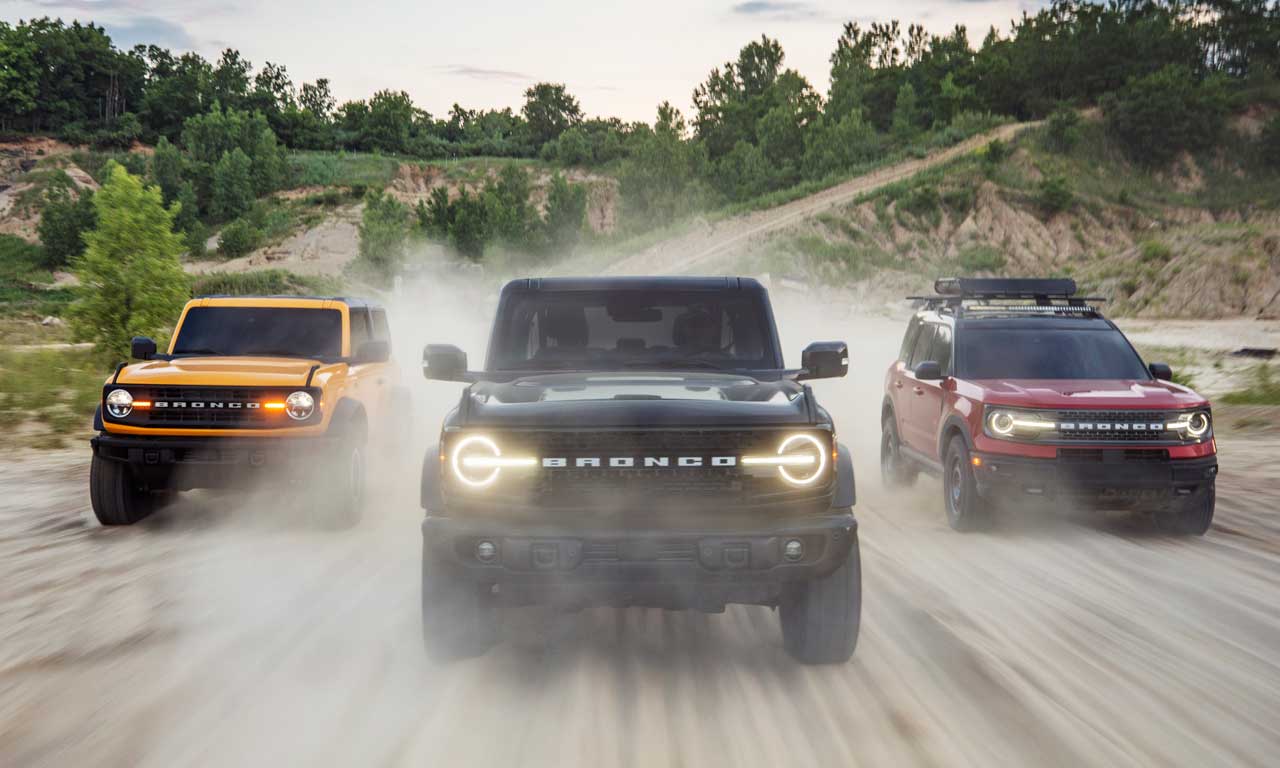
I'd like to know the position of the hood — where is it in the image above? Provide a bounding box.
[116,356,323,387]
[465,372,812,427]
[975,379,1209,410]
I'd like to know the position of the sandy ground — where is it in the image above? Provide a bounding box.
[2,286,1279,767]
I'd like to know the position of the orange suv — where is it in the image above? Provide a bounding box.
[90,296,407,527]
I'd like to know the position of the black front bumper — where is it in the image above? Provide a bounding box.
[422,511,857,608]
[973,451,1217,504]
[91,433,336,489]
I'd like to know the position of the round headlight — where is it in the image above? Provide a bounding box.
[989,411,1015,436]
[777,433,828,487]
[285,391,315,421]
[1186,411,1210,438]
[106,388,133,418]
[451,435,502,488]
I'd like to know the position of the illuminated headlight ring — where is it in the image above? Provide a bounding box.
[776,433,828,487]
[1168,410,1211,439]
[449,435,537,488]
[285,391,315,421]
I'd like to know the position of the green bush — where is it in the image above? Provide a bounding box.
[191,270,341,297]
[1044,107,1082,153]
[37,187,97,269]
[1037,175,1074,214]
[1222,365,1280,405]
[899,185,941,217]
[543,173,587,252]
[984,139,1010,167]
[1139,240,1173,263]
[357,189,409,273]
[217,218,261,258]
[211,148,255,221]
[1261,115,1280,170]
[941,186,976,214]
[1102,65,1228,166]
[956,244,1007,274]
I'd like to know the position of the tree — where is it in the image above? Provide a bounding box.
[542,174,587,252]
[210,49,251,109]
[891,82,922,139]
[362,89,419,153]
[1044,107,1082,153]
[1103,64,1228,166]
[149,136,184,204]
[712,140,772,202]
[522,83,583,148]
[212,148,254,221]
[357,189,409,274]
[449,189,490,260]
[485,165,534,244]
[37,186,97,268]
[827,22,874,122]
[802,110,880,178]
[69,163,188,360]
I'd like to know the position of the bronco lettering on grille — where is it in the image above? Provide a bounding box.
[541,456,738,469]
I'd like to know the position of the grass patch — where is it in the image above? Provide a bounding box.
[191,270,344,298]
[1222,365,1280,405]
[1139,239,1173,263]
[0,348,106,449]
[0,235,75,338]
[778,234,900,282]
[286,151,402,188]
[954,244,1007,274]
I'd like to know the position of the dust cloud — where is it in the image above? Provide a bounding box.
[2,259,1280,767]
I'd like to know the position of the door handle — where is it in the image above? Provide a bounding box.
[894,380,904,389]
[913,386,924,395]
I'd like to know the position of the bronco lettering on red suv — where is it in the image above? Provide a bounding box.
[880,278,1217,534]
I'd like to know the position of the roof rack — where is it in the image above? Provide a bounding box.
[906,277,1106,318]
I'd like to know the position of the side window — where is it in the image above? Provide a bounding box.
[370,309,390,344]
[898,317,921,363]
[349,308,371,349]
[930,324,953,375]
[908,324,936,369]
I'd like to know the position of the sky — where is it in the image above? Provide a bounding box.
[3,0,1053,122]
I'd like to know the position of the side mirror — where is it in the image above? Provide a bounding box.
[423,344,469,382]
[353,340,391,364]
[131,336,158,360]
[798,341,849,380]
[914,360,944,381]
[1149,362,1173,381]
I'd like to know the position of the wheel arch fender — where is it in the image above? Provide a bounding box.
[328,397,368,443]
[93,405,103,432]
[832,441,856,508]
[421,443,443,511]
[937,414,974,460]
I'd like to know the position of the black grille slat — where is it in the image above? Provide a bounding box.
[1053,410,1169,442]
[124,386,302,429]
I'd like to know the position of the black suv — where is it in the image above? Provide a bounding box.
[419,277,860,663]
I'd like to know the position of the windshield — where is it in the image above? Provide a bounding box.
[958,327,1150,380]
[489,290,780,371]
[172,307,343,359]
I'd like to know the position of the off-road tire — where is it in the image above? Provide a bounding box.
[421,548,498,661]
[880,415,917,489]
[943,437,991,532]
[316,440,365,529]
[90,454,160,526]
[1155,479,1215,536]
[780,534,861,664]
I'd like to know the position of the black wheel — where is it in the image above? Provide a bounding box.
[1155,479,1215,536]
[943,438,991,532]
[421,546,498,661]
[780,532,861,664]
[880,415,917,489]
[90,454,160,526]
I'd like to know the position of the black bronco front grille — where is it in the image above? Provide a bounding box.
[1052,410,1169,442]
[103,385,319,429]
[457,429,831,517]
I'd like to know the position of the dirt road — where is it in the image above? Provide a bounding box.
[2,294,1278,767]
[597,122,1033,278]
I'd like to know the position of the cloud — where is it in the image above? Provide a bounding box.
[101,16,195,50]
[729,2,823,21]
[431,65,533,84]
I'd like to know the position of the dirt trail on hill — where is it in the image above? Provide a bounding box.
[600,122,1034,277]
[2,289,1280,767]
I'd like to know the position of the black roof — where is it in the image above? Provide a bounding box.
[502,276,766,293]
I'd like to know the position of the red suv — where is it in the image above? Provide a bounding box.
[880,278,1217,534]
